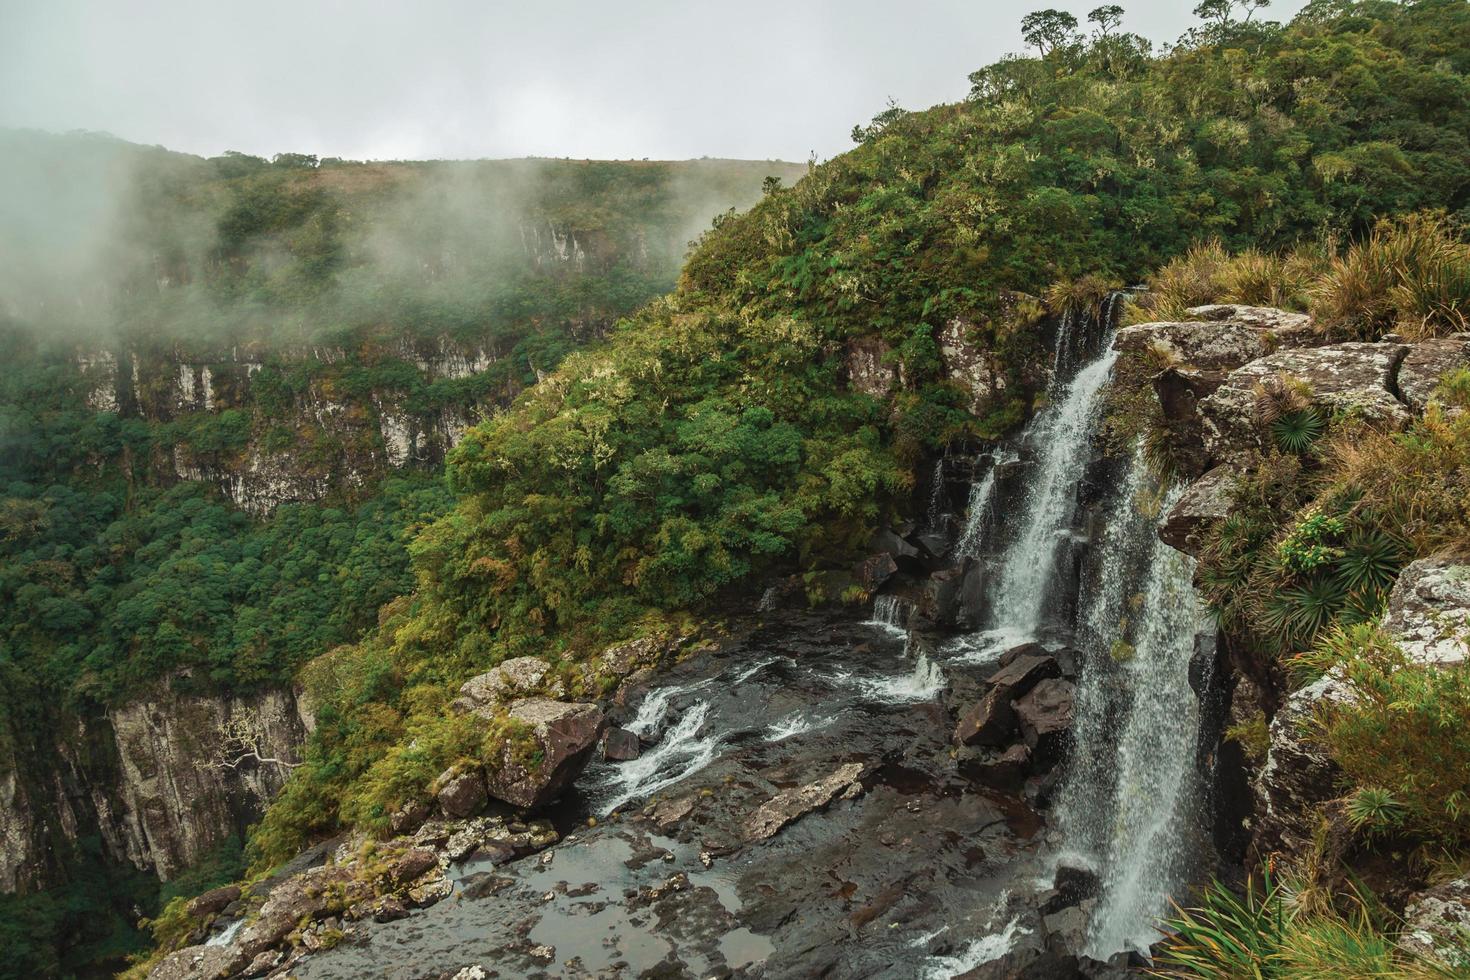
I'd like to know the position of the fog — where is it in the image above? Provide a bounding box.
[2,0,1310,163]
[0,128,802,342]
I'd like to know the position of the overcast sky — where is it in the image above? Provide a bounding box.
[1,0,1309,163]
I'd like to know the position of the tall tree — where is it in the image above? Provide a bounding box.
[1088,4,1125,39]
[1020,9,1080,57]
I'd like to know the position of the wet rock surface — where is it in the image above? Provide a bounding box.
[272,610,1076,979]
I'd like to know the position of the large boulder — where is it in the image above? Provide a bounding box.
[1199,342,1409,465]
[744,762,865,842]
[953,686,1018,747]
[485,699,603,809]
[451,657,553,715]
[1159,465,1238,556]
[953,649,1063,747]
[1381,554,1470,666]
[1014,678,1075,770]
[435,765,489,819]
[1396,335,1470,415]
[1399,877,1470,968]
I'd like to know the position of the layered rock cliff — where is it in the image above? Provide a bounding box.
[1,675,312,892]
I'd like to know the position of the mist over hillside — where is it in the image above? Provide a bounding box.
[0,128,804,344]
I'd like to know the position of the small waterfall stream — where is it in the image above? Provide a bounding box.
[953,448,1017,560]
[986,346,1118,643]
[1055,451,1209,956]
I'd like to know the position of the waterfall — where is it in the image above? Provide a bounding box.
[953,449,1017,560]
[1052,450,1209,958]
[867,594,913,635]
[926,458,947,530]
[986,346,1118,641]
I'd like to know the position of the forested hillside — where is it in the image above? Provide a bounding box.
[248,0,1470,866]
[5,0,1470,976]
[0,134,798,975]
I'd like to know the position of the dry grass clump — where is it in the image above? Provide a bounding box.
[1310,213,1470,341]
[1125,212,1470,337]
[1124,241,1324,324]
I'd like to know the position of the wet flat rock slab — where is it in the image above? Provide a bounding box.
[289,611,1046,979]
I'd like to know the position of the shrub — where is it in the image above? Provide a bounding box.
[1155,872,1458,978]
[1309,213,1470,341]
[1307,628,1470,848]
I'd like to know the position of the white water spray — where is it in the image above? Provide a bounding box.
[987,346,1118,640]
[953,449,1018,560]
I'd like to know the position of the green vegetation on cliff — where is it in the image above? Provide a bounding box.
[248,0,1470,870]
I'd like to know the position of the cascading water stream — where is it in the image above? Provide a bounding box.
[1052,450,1209,957]
[953,449,1017,560]
[985,345,1118,642]
[926,457,947,530]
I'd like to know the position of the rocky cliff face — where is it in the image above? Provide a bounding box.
[71,330,560,516]
[0,676,311,892]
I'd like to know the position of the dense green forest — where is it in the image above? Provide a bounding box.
[247,0,1470,862]
[5,0,1470,976]
[0,136,795,975]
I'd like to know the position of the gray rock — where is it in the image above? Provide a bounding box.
[1399,878,1470,967]
[1251,674,1349,862]
[1199,342,1410,464]
[940,317,1008,413]
[1382,554,1470,666]
[452,657,552,714]
[744,762,866,842]
[1396,335,1470,414]
[435,765,489,819]
[485,699,603,809]
[1185,304,1313,334]
[1159,465,1238,556]
[146,944,248,980]
[1114,319,1278,371]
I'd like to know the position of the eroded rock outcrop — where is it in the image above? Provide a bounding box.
[1159,465,1238,556]
[1199,342,1410,464]
[484,698,603,809]
[1251,555,1470,862]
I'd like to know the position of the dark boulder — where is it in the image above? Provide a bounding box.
[485,699,603,809]
[185,883,241,920]
[602,726,641,762]
[435,765,488,819]
[959,743,1030,790]
[1015,678,1076,770]
[986,652,1061,700]
[953,686,1017,747]
[854,552,899,591]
